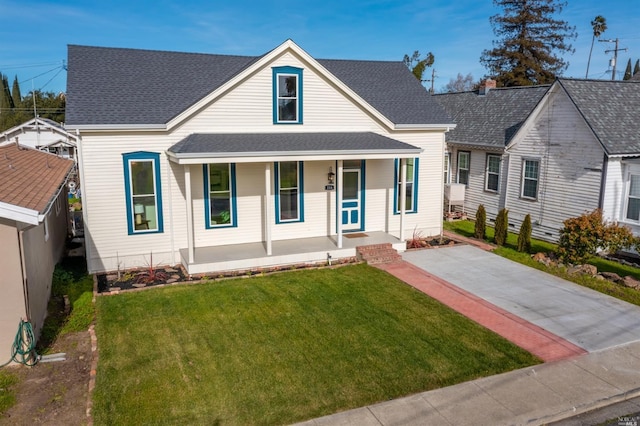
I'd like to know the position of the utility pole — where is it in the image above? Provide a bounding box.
[421,68,436,94]
[600,38,627,80]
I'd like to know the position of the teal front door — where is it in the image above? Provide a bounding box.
[341,165,362,231]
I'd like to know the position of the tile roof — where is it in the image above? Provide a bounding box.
[66,44,452,127]
[0,144,74,213]
[168,132,421,157]
[557,78,640,155]
[433,85,550,149]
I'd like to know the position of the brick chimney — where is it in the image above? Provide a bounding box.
[479,79,497,95]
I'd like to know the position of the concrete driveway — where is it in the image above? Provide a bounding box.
[402,245,640,352]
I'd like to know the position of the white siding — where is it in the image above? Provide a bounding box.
[504,89,604,241]
[79,51,447,273]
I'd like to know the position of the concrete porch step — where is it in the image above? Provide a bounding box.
[357,243,402,265]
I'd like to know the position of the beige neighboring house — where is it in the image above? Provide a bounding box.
[0,143,74,359]
[0,117,78,161]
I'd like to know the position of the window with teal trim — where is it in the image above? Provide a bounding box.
[275,161,304,223]
[204,163,237,228]
[272,66,303,124]
[394,158,419,214]
[123,152,163,234]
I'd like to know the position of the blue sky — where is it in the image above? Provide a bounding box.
[1,0,638,94]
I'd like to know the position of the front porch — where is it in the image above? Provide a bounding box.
[179,231,405,275]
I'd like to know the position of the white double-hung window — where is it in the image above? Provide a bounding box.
[521,158,540,199]
[485,154,501,192]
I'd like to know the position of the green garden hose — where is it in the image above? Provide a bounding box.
[0,319,39,368]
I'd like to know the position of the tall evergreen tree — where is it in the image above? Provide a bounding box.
[11,76,21,107]
[480,0,577,87]
[0,73,15,130]
[634,59,640,77]
[624,59,633,80]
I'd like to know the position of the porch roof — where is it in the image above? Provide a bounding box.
[166,132,422,164]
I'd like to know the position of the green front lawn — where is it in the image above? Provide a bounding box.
[444,220,640,306]
[94,264,539,425]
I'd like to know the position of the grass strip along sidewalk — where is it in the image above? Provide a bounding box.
[93,264,538,425]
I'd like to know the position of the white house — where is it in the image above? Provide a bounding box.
[436,78,640,242]
[0,143,73,358]
[0,117,78,161]
[65,40,455,275]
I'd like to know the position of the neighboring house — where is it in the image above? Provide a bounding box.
[436,78,640,242]
[0,117,78,161]
[0,143,73,358]
[65,40,455,275]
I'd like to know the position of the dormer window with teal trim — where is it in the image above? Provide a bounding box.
[123,152,164,234]
[273,66,303,124]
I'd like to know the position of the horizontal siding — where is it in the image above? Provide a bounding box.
[179,52,385,134]
[504,90,604,241]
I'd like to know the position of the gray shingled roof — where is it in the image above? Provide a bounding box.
[318,59,452,125]
[168,132,421,157]
[433,85,550,149]
[557,78,640,156]
[66,45,259,126]
[66,44,452,127]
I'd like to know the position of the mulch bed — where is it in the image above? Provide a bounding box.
[96,258,360,294]
[406,236,460,250]
[96,266,188,293]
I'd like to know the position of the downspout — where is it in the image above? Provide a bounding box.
[399,159,407,241]
[75,129,92,271]
[598,153,608,210]
[165,157,176,265]
[337,160,343,248]
[17,226,31,321]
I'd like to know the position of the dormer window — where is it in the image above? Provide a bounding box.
[273,66,303,124]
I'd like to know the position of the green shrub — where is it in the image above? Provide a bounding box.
[517,214,532,253]
[494,208,509,246]
[556,209,636,264]
[474,205,486,240]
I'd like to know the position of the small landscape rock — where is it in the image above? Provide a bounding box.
[166,278,178,284]
[600,271,623,283]
[623,275,640,289]
[132,283,146,288]
[171,274,180,279]
[568,264,597,276]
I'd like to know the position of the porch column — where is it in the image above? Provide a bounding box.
[265,163,273,256]
[185,165,195,264]
[337,160,343,248]
[400,158,407,242]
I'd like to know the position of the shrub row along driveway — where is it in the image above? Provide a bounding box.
[403,245,640,352]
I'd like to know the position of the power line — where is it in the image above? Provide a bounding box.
[599,38,628,81]
[0,61,62,70]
